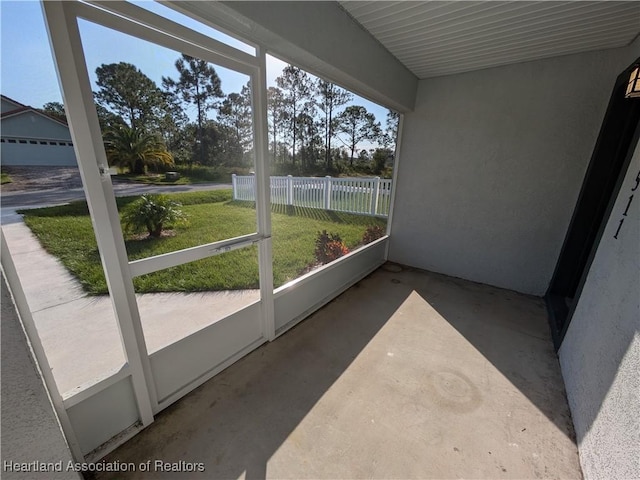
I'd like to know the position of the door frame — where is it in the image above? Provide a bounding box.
[546,57,640,350]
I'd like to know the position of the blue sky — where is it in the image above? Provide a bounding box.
[1,0,389,127]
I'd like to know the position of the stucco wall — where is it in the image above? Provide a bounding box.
[390,44,638,295]
[558,137,639,479]
[1,275,79,479]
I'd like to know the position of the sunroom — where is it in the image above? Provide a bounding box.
[1,1,638,479]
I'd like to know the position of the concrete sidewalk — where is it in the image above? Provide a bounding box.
[2,219,259,396]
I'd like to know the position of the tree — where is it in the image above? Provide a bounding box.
[267,86,286,163]
[104,125,173,174]
[157,90,189,164]
[296,111,322,170]
[372,148,393,174]
[335,105,381,166]
[94,103,126,131]
[186,120,243,167]
[276,65,313,165]
[218,83,253,163]
[162,54,224,164]
[41,101,66,122]
[95,62,166,131]
[384,110,400,149]
[316,80,352,172]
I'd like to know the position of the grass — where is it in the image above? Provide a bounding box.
[1,172,12,184]
[19,189,386,294]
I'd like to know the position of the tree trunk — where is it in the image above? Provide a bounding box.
[132,158,145,175]
[326,108,333,172]
[272,121,277,163]
[149,223,163,238]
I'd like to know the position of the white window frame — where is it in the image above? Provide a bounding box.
[41,0,274,428]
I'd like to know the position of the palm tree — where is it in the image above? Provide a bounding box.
[104,125,174,175]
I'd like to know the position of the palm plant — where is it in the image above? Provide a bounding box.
[121,194,187,238]
[104,125,174,174]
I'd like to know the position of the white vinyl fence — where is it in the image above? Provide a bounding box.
[232,174,392,217]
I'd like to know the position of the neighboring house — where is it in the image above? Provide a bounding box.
[0,94,77,167]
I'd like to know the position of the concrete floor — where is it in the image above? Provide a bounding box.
[96,264,582,479]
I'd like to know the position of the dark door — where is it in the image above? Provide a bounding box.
[546,58,640,350]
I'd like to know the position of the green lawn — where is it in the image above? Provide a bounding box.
[1,172,12,184]
[19,189,385,294]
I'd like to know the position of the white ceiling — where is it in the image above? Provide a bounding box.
[339,1,640,78]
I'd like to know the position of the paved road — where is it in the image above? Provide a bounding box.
[1,181,232,225]
[1,181,232,209]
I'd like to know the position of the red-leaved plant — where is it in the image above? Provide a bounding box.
[315,230,349,264]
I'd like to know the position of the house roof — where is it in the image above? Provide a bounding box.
[339,1,640,79]
[0,94,69,127]
[1,94,28,111]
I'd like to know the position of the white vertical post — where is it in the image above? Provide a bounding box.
[384,114,404,257]
[232,173,237,200]
[252,47,275,341]
[287,174,294,206]
[324,176,332,210]
[371,177,381,216]
[42,1,156,422]
[252,174,257,202]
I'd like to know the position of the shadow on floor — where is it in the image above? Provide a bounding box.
[95,264,580,479]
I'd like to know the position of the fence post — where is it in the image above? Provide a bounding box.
[370,177,380,215]
[287,175,293,206]
[232,174,237,200]
[324,176,332,210]
[252,174,257,202]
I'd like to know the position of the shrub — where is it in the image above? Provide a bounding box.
[121,194,187,238]
[315,230,349,264]
[362,225,386,244]
[167,164,253,183]
[104,125,174,175]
